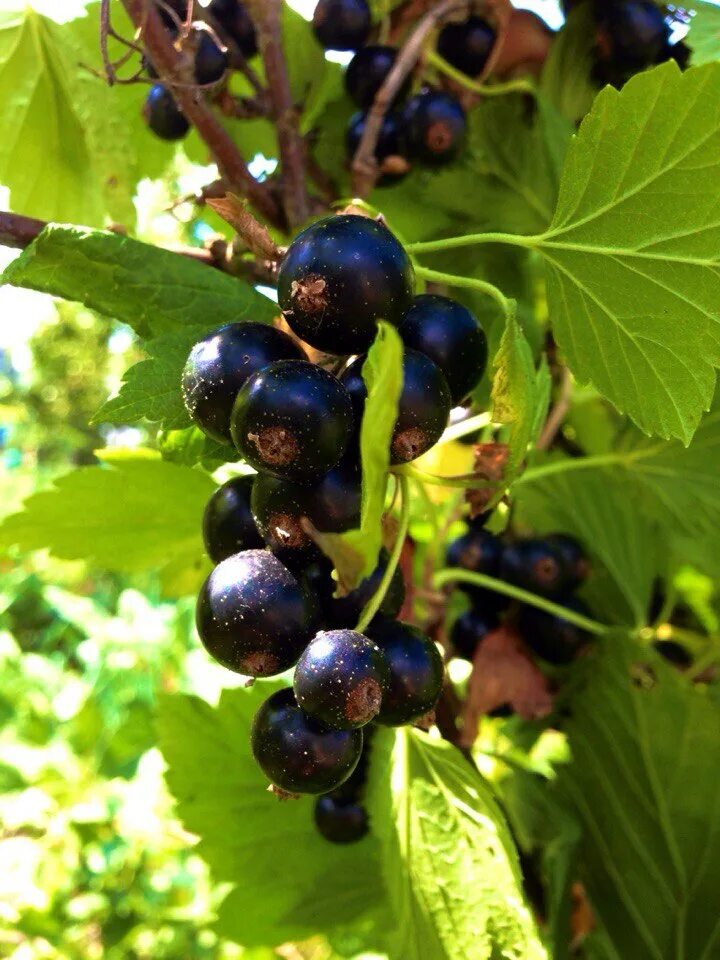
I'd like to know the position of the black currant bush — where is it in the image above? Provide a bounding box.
[1,1,720,958]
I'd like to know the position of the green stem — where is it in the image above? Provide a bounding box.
[414,264,513,317]
[426,49,537,98]
[687,642,720,681]
[434,568,609,636]
[407,232,536,255]
[515,453,634,486]
[394,463,493,490]
[439,412,493,445]
[356,474,411,633]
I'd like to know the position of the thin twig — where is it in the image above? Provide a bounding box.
[351,0,469,197]
[536,366,572,452]
[246,0,309,228]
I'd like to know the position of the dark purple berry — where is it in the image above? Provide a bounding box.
[398,294,488,403]
[546,533,590,591]
[341,350,451,464]
[182,322,305,444]
[450,607,498,661]
[596,1,670,70]
[203,475,263,563]
[403,91,466,165]
[144,84,189,141]
[325,549,405,629]
[367,619,444,726]
[345,45,409,108]
[312,0,371,51]
[346,112,408,182]
[231,360,354,480]
[277,215,414,355]
[294,629,390,729]
[250,473,320,563]
[500,538,569,599]
[208,0,257,58]
[193,30,228,84]
[196,550,317,676]
[517,597,591,665]
[437,16,495,76]
[446,527,508,611]
[315,795,369,843]
[252,688,363,795]
[303,453,362,534]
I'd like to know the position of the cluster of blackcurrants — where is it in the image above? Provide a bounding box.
[446,521,591,670]
[313,0,498,179]
[143,0,257,141]
[181,213,488,838]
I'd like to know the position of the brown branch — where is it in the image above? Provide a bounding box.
[120,0,283,229]
[351,0,470,197]
[0,212,45,249]
[246,0,309,228]
[536,366,572,452]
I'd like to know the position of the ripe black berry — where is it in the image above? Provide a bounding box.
[294,629,389,729]
[398,294,488,403]
[208,0,257,59]
[437,16,495,76]
[596,1,670,70]
[341,350,451,464]
[144,84,189,141]
[252,688,363,795]
[517,597,591,665]
[203,475,263,564]
[277,215,414,355]
[231,360,354,480]
[196,550,317,676]
[315,795,369,843]
[450,607,498,661]
[312,0,371,51]
[446,527,508,611]
[500,538,569,599]
[325,549,405,628]
[403,91,466,165]
[250,473,320,562]
[345,45,409,108]
[193,30,228,85]
[182,322,305,444]
[303,453,361,534]
[546,533,590,591]
[346,112,408,183]
[367,619,444,726]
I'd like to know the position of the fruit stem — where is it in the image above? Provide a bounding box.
[356,474,411,633]
[407,232,536,255]
[434,568,609,635]
[426,50,537,98]
[438,412,493,445]
[414,265,513,317]
[394,463,494,490]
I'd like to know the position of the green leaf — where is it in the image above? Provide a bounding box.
[2,225,277,339]
[0,456,214,584]
[282,3,345,136]
[688,1,720,66]
[0,8,135,226]
[491,309,551,482]
[157,685,389,949]
[366,728,546,960]
[540,2,598,124]
[310,322,403,588]
[534,61,720,442]
[556,636,720,960]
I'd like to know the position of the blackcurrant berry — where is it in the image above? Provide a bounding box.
[294,629,389,729]
[250,473,320,562]
[144,84,190,141]
[303,453,362,534]
[251,687,363,795]
[341,350,451,464]
[546,533,590,591]
[596,1,670,70]
[346,112,408,183]
[325,549,405,628]
[445,527,508,611]
[315,795,369,843]
[193,30,228,85]
[398,294,488,404]
[403,91,466,165]
[231,360,353,480]
[202,475,263,564]
[208,0,258,59]
[345,45,409,108]
[517,597,591,665]
[450,607,498,661]
[196,550,317,676]
[500,538,569,599]
[277,215,414,355]
[182,322,305,444]
[312,0,371,51]
[367,619,444,726]
[437,15,496,76]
